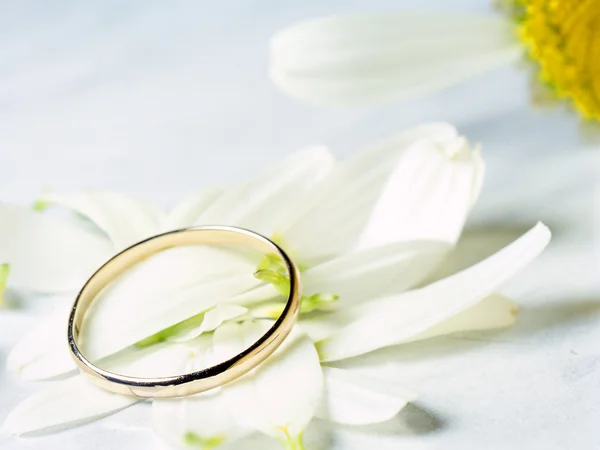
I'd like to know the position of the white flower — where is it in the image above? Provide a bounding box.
[269,12,520,107]
[0,123,550,449]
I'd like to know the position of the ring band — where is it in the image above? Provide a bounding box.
[67,225,301,398]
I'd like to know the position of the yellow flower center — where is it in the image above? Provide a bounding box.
[516,0,600,119]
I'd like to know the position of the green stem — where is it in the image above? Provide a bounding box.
[0,264,10,305]
[279,428,306,450]
[135,310,206,348]
[183,432,225,449]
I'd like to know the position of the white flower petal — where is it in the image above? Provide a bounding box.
[1,377,137,436]
[231,282,281,305]
[194,304,249,335]
[2,343,194,436]
[298,312,356,343]
[270,13,520,106]
[303,240,449,306]
[298,294,515,355]
[153,339,250,449]
[234,240,450,308]
[218,321,323,441]
[153,389,249,450]
[196,146,335,237]
[171,303,249,343]
[153,321,323,448]
[80,246,260,361]
[278,123,460,263]
[317,367,416,425]
[102,341,195,378]
[18,247,260,379]
[357,137,483,248]
[38,190,163,250]
[7,299,77,380]
[162,187,222,231]
[0,203,112,292]
[318,223,551,361]
[409,292,518,342]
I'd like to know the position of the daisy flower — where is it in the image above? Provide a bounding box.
[0,123,550,449]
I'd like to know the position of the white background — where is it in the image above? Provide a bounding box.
[1,1,599,449]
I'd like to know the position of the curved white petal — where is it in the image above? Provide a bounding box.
[357,137,483,248]
[7,299,77,380]
[38,190,163,250]
[297,294,515,349]
[317,367,416,425]
[270,13,520,106]
[278,123,460,264]
[162,187,222,231]
[409,292,517,342]
[2,343,194,436]
[195,146,335,237]
[301,293,517,363]
[218,322,322,441]
[0,377,137,436]
[0,203,112,292]
[303,240,449,306]
[318,223,551,361]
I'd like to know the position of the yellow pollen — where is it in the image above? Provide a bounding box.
[516,0,600,119]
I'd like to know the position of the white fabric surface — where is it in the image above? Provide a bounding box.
[0,1,599,449]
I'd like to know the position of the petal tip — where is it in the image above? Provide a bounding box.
[532,222,552,249]
[1,413,21,437]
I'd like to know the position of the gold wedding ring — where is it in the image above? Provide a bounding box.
[67,226,301,398]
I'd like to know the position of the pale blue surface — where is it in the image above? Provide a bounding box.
[1,1,599,449]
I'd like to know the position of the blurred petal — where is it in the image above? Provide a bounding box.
[7,298,77,380]
[317,367,416,425]
[278,123,460,263]
[318,223,551,361]
[2,343,194,436]
[162,187,222,231]
[303,240,449,306]
[38,190,163,250]
[196,146,335,237]
[357,137,483,248]
[0,203,112,292]
[270,13,520,106]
